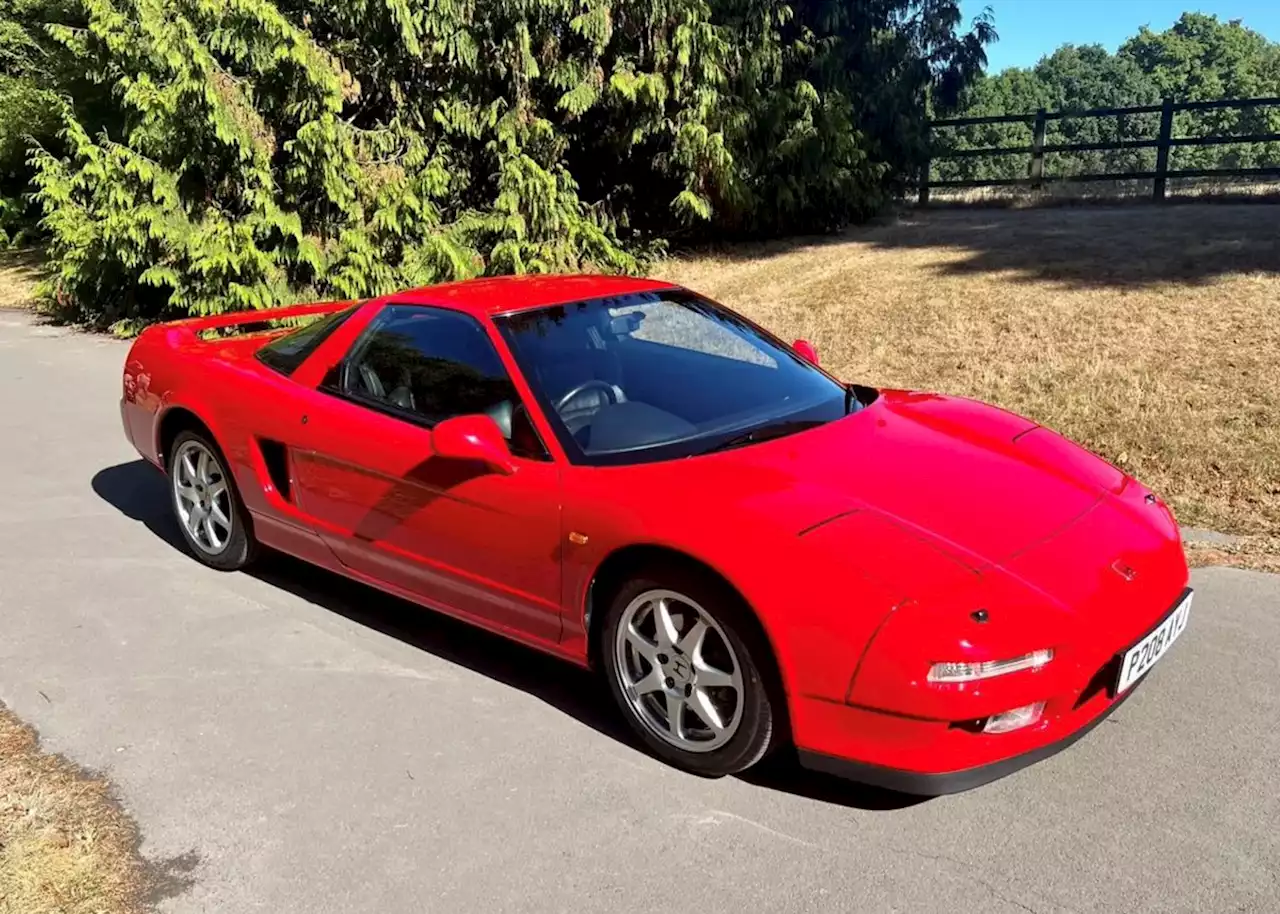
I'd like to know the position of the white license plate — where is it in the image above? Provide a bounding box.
[1116,591,1193,695]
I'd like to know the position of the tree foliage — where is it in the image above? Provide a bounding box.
[0,0,990,330]
[933,13,1280,184]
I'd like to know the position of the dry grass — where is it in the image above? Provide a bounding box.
[656,204,1280,549]
[0,709,148,914]
[927,179,1280,208]
[0,249,45,310]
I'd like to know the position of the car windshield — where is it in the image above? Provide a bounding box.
[494,290,856,465]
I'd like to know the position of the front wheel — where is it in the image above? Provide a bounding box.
[168,430,256,571]
[601,569,781,777]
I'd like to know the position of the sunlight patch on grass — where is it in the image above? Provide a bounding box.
[0,249,45,310]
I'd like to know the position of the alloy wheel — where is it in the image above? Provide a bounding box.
[613,588,745,753]
[171,440,233,556]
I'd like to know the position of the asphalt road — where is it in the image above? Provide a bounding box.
[2,311,1278,914]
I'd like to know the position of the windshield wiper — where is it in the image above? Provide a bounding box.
[696,419,828,455]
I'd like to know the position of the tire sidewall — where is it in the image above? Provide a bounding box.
[600,568,780,777]
[168,430,254,571]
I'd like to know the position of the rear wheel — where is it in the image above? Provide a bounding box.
[168,431,256,571]
[601,568,781,777]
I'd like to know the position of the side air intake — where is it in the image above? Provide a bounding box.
[257,438,293,502]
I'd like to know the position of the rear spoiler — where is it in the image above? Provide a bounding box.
[157,300,357,336]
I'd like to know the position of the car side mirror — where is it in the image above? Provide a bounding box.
[431,415,517,476]
[792,339,820,366]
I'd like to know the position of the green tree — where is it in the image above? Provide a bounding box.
[0,0,108,243]
[933,11,1280,185]
[2,0,991,330]
[935,45,1161,182]
[1118,12,1280,170]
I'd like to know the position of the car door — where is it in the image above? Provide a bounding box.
[289,304,565,644]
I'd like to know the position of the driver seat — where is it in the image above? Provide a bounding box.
[356,363,416,412]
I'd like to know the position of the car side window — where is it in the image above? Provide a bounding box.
[325,305,549,460]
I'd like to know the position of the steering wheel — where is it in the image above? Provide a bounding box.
[555,379,622,413]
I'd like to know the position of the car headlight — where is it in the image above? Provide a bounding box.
[927,649,1054,683]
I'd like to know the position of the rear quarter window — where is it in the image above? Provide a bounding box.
[255,306,359,376]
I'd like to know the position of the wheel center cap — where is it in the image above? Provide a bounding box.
[668,655,692,684]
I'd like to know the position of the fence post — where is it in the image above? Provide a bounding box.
[1029,108,1047,189]
[1153,96,1175,202]
[919,99,932,205]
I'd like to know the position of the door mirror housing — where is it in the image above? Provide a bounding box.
[431,415,517,476]
[792,339,820,366]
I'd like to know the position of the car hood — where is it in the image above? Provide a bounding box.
[703,389,1123,568]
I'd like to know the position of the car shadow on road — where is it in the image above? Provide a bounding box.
[92,459,925,812]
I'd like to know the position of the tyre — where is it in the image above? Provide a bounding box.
[168,430,256,571]
[601,567,782,777]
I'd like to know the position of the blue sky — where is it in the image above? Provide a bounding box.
[960,0,1280,72]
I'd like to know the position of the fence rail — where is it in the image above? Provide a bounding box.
[920,96,1280,203]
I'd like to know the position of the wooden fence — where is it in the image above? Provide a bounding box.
[921,96,1280,203]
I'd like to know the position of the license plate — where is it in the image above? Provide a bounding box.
[1115,591,1193,695]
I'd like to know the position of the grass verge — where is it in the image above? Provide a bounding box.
[657,204,1279,563]
[1185,536,1280,574]
[0,708,148,914]
[0,249,44,310]
[925,178,1280,208]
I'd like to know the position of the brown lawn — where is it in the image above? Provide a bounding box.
[0,709,150,914]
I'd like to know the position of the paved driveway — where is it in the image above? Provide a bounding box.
[1,312,1277,913]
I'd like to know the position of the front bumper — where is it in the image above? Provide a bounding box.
[797,682,1137,795]
[791,585,1192,796]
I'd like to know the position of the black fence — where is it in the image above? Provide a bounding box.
[921,96,1280,203]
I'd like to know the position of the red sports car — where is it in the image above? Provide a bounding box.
[119,275,1192,794]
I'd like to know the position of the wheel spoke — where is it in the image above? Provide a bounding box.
[210,502,232,530]
[689,688,727,735]
[653,598,680,650]
[694,658,736,690]
[629,666,665,697]
[175,482,198,504]
[181,451,198,482]
[186,502,207,535]
[196,449,211,485]
[624,622,659,664]
[664,692,685,741]
[676,619,706,658]
[207,480,227,499]
[204,515,223,548]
